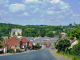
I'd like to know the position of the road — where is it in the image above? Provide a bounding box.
[0,48,57,60]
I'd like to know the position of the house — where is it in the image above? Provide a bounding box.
[21,37,33,49]
[6,36,20,52]
[53,31,56,33]
[3,36,33,53]
[61,32,66,38]
[46,43,50,47]
[0,42,7,53]
[69,40,78,49]
[10,29,22,38]
[3,36,8,40]
[21,37,29,49]
[29,41,33,47]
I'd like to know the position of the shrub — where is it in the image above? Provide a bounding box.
[28,46,32,49]
[16,49,20,53]
[7,49,13,53]
[34,48,38,50]
[71,44,80,55]
[0,45,4,49]
[65,48,68,54]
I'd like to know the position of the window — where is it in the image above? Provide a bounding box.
[16,45,18,47]
[11,46,15,48]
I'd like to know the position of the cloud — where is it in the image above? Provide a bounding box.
[9,4,25,12]
[23,0,38,2]
[47,11,56,15]
[50,0,60,3]
[0,10,8,16]
[0,0,9,4]
[57,15,64,19]
[0,0,80,25]
[32,8,39,13]
[4,4,9,7]
[22,12,29,16]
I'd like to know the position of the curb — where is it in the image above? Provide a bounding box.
[0,50,36,56]
[49,49,62,60]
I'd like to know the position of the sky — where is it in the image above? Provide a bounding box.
[0,0,80,25]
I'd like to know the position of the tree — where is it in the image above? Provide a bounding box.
[33,43,41,50]
[0,45,4,49]
[68,23,73,28]
[71,44,80,55]
[46,31,54,37]
[37,30,41,37]
[70,41,80,55]
[67,28,80,40]
[55,39,71,53]
[0,33,4,41]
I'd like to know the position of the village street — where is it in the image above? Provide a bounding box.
[0,48,57,60]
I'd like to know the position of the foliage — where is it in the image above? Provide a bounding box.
[55,39,71,52]
[46,31,54,37]
[67,28,80,39]
[32,43,41,50]
[28,46,32,49]
[16,49,20,53]
[0,33,4,41]
[70,43,80,55]
[0,23,63,37]
[44,42,48,44]
[0,41,1,44]
[0,45,4,49]
[57,51,80,60]
[7,49,14,53]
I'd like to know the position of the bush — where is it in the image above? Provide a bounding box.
[65,48,68,54]
[34,48,38,50]
[7,49,14,53]
[28,46,32,49]
[72,57,76,60]
[16,49,20,53]
[0,45,4,49]
[71,44,80,55]
[32,43,41,50]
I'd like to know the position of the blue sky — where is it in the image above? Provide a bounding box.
[0,0,80,25]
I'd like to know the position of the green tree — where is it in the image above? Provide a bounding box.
[33,43,41,50]
[67,28,80,40]
[71,44,80,55]
[0,45,4,49]
[46,31,54,37]
[55,39,71,53]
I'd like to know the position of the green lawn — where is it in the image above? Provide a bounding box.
[56,52,80,60]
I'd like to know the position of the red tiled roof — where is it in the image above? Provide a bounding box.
[71,40,76,43]
[22,43,26,46]
[22,37,29,42]
[29,41,33,45]
[47,43,50,45]
[6,36,20,47]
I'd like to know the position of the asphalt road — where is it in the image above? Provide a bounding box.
[0,48,57,60]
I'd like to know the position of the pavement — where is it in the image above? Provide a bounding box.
[49,48,71,60]
[0,50,35,56]
[0,48,57,60]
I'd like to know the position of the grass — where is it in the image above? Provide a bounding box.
[56,51,80,60]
